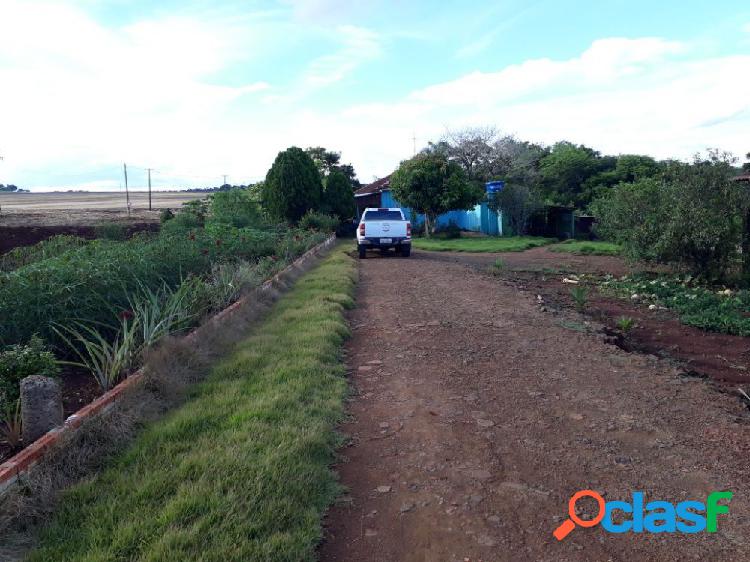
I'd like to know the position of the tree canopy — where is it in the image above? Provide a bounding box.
[322,169,355,220]
[390,152,483,236]
[262,147,322,222]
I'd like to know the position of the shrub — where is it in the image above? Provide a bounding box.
[208,189,263,228]
[299,210,338,232]
[159,208,175,223]
[593,152,749,281]
[95,222,126,241]
[0,336,60,408]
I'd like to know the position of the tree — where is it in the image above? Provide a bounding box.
[539,141,609,208]
[0,184,18,192]
[593,151,749,280]
[488,184,542,236]
[305,146,360,188]
[390,152,483,237]
[322,169,355,220]
[743,152,750,173]
[262,147,322,222]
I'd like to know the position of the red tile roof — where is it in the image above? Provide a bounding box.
[734,174,750,183]
[354,175,391,196]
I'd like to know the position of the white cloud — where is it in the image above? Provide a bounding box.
[320,38,750,178]
[302,25,381,88]
[0,2,748,192]
[0,1,271,189]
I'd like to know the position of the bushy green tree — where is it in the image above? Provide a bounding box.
[539,141,607,207]
[262,147,322,222]
[488,184,542,236]
[322,169,355,220]
[593,151,749,280]
[390,153,483,237]
[305,146,360,188]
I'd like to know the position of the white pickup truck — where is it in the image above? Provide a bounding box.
[356,207,412,259]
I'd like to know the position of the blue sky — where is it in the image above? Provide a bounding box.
[0,0,748,191]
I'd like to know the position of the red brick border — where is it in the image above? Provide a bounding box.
[0,235,336,496]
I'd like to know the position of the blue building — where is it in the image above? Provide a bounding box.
[354,176,503,236]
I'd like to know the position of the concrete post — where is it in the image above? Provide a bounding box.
[20,375,63,444]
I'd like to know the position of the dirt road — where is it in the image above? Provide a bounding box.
[320,250,748,562]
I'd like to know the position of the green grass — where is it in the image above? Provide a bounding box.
[27,245,357,562]
[549,239,621,256]
[412,236,554,253]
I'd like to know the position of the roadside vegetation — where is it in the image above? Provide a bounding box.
[549,240,621,256]
[1,145,357,449]
[413,236,554,253]
[26,246,356,562]
[600,274,750,336]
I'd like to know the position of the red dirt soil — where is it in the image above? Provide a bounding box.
[320,248,748,562]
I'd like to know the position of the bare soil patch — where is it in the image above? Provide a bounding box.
[320,248,748,561]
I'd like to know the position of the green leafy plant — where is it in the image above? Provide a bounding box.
[0,335,60,407]
[299,210,338,232]
[616,316,635,333]
[489,258,505,276]
[1,398,22,449]
[569,285,589,312]
[54,321,139,391]
[126,280,197,350]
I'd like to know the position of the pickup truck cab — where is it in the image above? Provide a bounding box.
[357,207,411,259]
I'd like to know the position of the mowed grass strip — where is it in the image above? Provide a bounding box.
[549,239,621,256]
[412,236,554,253]
[28,245,356,562]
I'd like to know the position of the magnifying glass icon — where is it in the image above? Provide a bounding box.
[553,490,606,541]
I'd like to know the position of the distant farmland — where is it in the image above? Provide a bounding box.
[0,191,205,211]
[0,191,207,228]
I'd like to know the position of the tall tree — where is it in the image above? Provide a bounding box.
[305,146,360,188]
[322,169,355,220]
[390,152,483,237]
[539,141,608,207]
[262,147,322,222]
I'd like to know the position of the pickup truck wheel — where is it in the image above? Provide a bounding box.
[400,246,411,257]
[358,245,367,259]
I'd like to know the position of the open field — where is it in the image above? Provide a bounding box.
[0,191,206,228]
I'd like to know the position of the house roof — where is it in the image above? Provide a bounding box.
[733,173,750,183]
[354,175,391,197]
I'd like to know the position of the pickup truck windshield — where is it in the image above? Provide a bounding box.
[363,210,402,221]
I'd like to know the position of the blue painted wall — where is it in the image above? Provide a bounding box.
[380,190,501,235]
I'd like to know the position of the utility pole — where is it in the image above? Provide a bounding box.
[222,174,228,187]
[412,132,417,155]
[123,163,130,215]
[146,168,153,211]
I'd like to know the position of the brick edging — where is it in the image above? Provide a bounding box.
[0,235,337,496]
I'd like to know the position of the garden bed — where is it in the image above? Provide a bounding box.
[22,244,355,561]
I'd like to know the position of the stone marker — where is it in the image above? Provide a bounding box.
[20,375,63,444]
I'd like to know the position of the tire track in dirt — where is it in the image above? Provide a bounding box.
[319,250,749,562]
